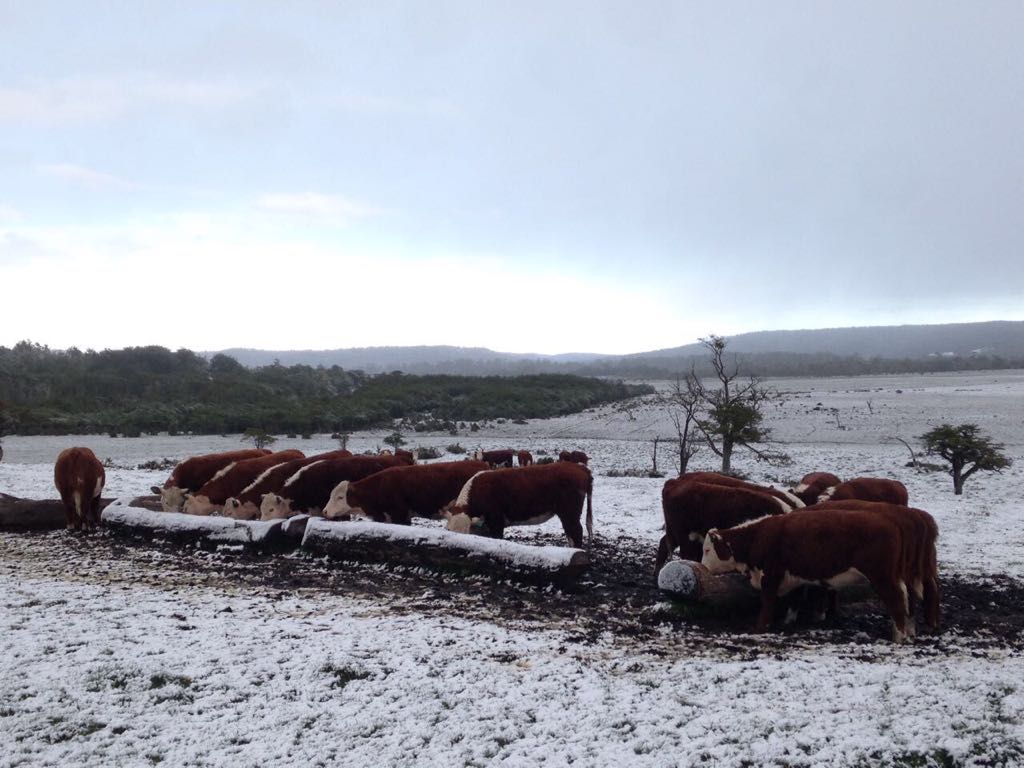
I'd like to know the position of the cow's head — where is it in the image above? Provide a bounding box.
[222,497,260,520]
[181,494,220,516]
[444,510,488,536]
[160,486,187,513]
[259,493,293,520]
[471,450,483,461]
[323,481,362,520]
[701,530,737,574]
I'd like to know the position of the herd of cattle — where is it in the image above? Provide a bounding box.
[50,444,938,641]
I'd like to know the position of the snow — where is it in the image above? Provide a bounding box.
[102,500,282,544]
[2,371,1024,765]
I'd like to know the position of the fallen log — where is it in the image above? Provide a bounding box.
[0,493,162,531]
[101,498,293,553]
[301,518,590,586]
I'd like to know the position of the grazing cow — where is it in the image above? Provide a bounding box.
[702,508,915,641]
[517,450,534,467]
[819,477,909,506]
[665,472,804,511]
[471,449,515,468]
[153,449,271,512]
[445,462,593,548]
[181,450,305,516]
[260,453,413,520]
[558,450,589,466]
[655,480,791,578]
[789,472,842,506]
[323,460,491,524]
[807,500,940,632]
[54,447,106,530]
[221,449,353,519]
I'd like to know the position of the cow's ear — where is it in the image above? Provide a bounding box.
[151,485,162,494]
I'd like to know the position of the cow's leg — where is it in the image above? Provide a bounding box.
[755,572,783,633]
[559,512,584,549]
[654,533,676,582]
[868,575,911,643]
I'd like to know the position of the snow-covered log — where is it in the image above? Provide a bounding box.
[0,493,161,531]
[301,518,590,585]
[101,497,292,553]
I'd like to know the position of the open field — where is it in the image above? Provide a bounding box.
[2,372,1023,766]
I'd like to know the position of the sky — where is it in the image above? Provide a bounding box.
[1,2,1022,356]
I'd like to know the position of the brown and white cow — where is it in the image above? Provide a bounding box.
[181,450,305,516]
[221,449,352,519]
[818,477,909,506]
[789,472,842,506]
[153,448,271,512]
[702,507,914,641]
[664,472,805,512]
[445,461,593,548]
[517,450,534,467]
[655,480,791,578]
[471,449,515,468]
[259,453,413,520]
[323,460,491,524]
[558,450,589,466]
[806,500,940,632]
[54,447,106,530]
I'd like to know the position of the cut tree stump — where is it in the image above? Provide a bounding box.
[301,518,590,586]
[101,498,293,553]
[0,493,161,531]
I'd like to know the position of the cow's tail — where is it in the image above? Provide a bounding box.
[585,470,593,546]
[73,490,83,527]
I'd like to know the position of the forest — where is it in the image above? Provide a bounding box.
[0,342,652,436]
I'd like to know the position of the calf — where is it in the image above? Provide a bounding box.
[558,450,589,466]
[181,450,305,515]
[517,450,534,467]
[260,453,413,520]
[472,449,515,468]
[819,477,908,506]
[221,449,352,519]
[54,447,106,530]
[446,462,593,548]
[655,480,790,578]
[789,472,842,505]
[153,448,270,512]
[323,460,490,524]
[808,500,940,632]
[665,472,804,511]
[702,508,914,641]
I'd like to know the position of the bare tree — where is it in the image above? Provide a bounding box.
[688,335,789,474]
[665,374,701,474]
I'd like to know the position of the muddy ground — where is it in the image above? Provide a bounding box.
[3,529,1023,659]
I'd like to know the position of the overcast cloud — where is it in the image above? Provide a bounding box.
[1,2,1021,354]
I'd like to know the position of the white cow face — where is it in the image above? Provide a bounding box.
[182,494,220,516]
[445,511,474,534]
[223,498,260,520]
[701,530,737,574]
[323,481,362,520]
[259,493,293,520]
[160,486,187,513]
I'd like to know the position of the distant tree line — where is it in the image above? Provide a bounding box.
[0,342,652,436]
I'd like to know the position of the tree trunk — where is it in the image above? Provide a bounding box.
[0,493,161,531]
[721,439,733,474]
[953,473,964,495]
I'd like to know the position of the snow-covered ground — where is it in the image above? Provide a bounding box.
[2,371,1023,766]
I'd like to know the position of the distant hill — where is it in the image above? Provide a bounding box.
[208,321,1024,377]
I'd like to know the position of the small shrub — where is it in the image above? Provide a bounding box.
[415,446,443,460]
[536,456,555,465]
[446,443,467,454]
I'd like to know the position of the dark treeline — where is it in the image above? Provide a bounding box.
[0,342,652,436]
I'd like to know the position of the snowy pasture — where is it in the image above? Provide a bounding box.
[2,371,1024,766]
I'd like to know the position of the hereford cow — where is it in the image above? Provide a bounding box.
[789,472,842,506]
[702,508,915,641]
[517,450,533,467]
[558,450,589,466]
[819,477,908,506]
[323,460,491,524]
[471,449,515,468]
[807,500,940,632]
[655,480,791,578]
[153,448,271,512]
[445,461,593,548]
[181,450,305,516]
[664,472,804,511]
[260,453,413,520]
[221,449,353,519]
[54,447,106,530]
